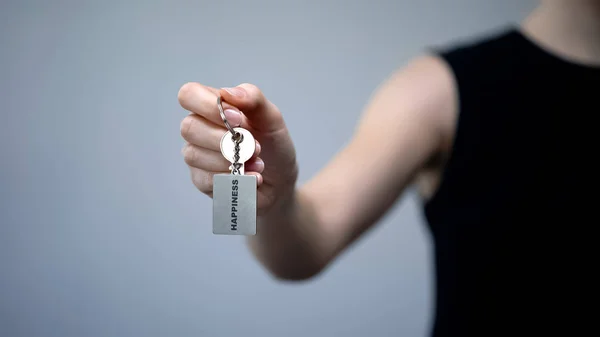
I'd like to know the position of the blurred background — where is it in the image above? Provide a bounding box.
[1,1,535,336]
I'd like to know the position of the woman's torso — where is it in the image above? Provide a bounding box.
[419,28,599,336]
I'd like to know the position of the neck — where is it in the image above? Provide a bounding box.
[522,0,600,66]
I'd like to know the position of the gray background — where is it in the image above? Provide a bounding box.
[0,1,535,336]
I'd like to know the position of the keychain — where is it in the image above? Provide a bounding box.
[212,95,257,235]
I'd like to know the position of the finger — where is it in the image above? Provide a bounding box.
[253,139,261,158]
[219,83,285,133]
[189,166,217,196]
[244,157,264,174]
[180,114,225,151]
[178,82,244,127]
[181,114,262,155]
[182,143,231,171]
[246,171,264,186]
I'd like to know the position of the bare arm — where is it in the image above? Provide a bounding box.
[246,55,458,280]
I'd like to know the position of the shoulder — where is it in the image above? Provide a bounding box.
[379,28,519,132]
[406,29,521,196]
[356,28,521,167]
[354,53,456,161]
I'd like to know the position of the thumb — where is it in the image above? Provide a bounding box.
[219,83,285,133]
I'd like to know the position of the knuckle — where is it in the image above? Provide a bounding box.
[239,82,260,92]
[177,82,198,105]
[268,101,282,117]
[182,144,198,166]
[238,83,265,104]
[192,170,214,194]
[180,116,195,140]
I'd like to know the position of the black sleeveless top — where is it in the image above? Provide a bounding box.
[424,28,599,337]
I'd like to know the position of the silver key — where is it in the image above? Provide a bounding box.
[219,127,255,175]
[212,127,257,235]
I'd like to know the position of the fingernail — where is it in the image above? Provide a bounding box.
[223,87,246,97]
[255,141,261,155]
[254,158,265,172]
[224,109,242,126]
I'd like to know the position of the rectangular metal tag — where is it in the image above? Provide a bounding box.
[212,174,257,235]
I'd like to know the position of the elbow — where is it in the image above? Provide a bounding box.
[246,235,331,282]
[268,263,325,282]
[253,252,329,282]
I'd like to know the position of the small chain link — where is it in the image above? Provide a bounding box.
[231,132,243,175]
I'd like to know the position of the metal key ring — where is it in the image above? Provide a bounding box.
[217,95,240,140]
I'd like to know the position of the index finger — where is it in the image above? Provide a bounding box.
[178,82,240,127]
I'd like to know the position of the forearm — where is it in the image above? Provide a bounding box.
[246,186,329,280]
